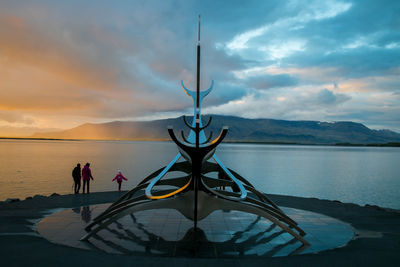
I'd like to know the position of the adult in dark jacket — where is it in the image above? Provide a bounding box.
[82,163,94,194]
[72,163,81,194]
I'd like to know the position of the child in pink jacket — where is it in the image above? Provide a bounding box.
[112,169,128,192]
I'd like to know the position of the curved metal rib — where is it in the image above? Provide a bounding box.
[199,162,280,215]
[168,127,192,151]
[199,174,245,201]
[222,165,281,211]
[199,116,212,130]
[200,176,300,231]
[144,153,182,199]
[200,131,213,144]
[200,176,243,201]
[88,176,193,231]
[181,131,190,143]
[212,155,247,199]
[145,154,183,183]
[200,127,228,150]
[183,116,196,130]
[204,186,299,229]
[146,175,192,200]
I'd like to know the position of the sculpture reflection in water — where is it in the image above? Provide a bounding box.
[85,213,308,257]
[82,16,310,250]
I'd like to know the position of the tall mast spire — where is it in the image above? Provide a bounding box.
[198,14,201,44]
[196,15,201,109]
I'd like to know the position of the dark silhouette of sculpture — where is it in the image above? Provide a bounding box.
[81,16,309,248]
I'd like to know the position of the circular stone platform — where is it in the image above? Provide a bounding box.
[36,203,354,258]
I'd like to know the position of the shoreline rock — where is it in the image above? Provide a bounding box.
[5,198,20,203]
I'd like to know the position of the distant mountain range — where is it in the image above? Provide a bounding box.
[31,115,400,145]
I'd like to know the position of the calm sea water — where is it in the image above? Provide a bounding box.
[0,139,399,209]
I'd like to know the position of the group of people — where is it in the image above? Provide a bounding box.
[72,163,94,194]
[72,163,128,194]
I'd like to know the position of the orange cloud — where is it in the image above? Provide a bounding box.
[0,13,123,91]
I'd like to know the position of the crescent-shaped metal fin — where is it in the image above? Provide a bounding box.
[181,80,196,98]
[200,80,214,99]
[182,80,213,101]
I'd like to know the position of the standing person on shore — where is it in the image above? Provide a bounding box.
[72,163,81,194]
[82,163,94,194]
[112,169,128,192]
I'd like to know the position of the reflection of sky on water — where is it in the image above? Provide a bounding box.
[1,140,399,209]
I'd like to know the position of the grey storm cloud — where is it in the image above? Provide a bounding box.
[317,89,350,105]
[274,0,400,78]
[246,74,299,90]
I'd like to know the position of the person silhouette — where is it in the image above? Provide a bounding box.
[72,163,81,194]
[82,163,94,194]
[112,169,128,192]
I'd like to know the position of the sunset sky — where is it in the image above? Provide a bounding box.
[1,0,399,136]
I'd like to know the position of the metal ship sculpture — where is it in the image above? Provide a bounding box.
[82,17,309,247]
